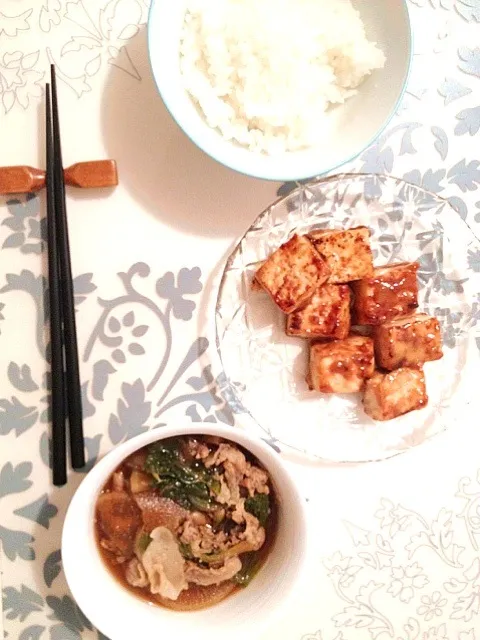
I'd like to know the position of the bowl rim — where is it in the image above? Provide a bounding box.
[147,0,413,182]
[62,423,309,639]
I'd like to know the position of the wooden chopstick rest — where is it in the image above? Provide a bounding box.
[0,160,118,195]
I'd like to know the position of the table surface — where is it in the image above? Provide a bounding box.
[1,2,480,639]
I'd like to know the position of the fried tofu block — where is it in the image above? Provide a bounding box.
[286,284,351,339]
[255,234,329,313]
[351,262,419,325]
[363,367,428,421]
[374,313,443,370]
[309,226,374,284]
[308,336,375,394]
[250,261,266,291]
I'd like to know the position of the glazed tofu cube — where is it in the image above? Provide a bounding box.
[308,336,375,394]
[309,226,374,284]
[363,367,428,421]
[374,313,443,370]
[351,262,419,325]
[255,234,329,313]
[286,284,351,340]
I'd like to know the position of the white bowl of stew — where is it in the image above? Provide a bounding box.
[62,424,308,640]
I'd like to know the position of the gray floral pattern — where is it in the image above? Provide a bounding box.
[0,190,240,638]
[299,467,480,640]
[1,0,480,639]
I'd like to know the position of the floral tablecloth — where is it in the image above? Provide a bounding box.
[1,1,480,639]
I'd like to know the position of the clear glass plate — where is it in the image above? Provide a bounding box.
[215,174,480,463]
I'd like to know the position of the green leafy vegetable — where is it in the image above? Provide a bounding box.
[231,552,261,587]
[179,543,194,560]
[245,494,270,527]
[199,541,256,565]
[144,439,218,511]
[136,532,151,555]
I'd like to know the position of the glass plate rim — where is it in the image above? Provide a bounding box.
[214,172,479,464]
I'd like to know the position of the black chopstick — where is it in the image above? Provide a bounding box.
[47,66,86,481]
[46,83,67,486]
[50,65,85,471]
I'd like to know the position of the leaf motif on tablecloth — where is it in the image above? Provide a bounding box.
[46,595,93,634]
[187,365,215,391]
[451,593,480,621]
[374,499,418,538]
[343,522,371,547]
[444,577,468,594]
[43,550,62,588]
[420,623,449,640]
[8,362,40,392]
[99,0,142,41]
[467,249,480,272]
[0,397,39,436]
[332,581,394,638]
[107,45,141,80]
[19,626,46,640]
[3,585,44,622]
[402,168,446,194]
[323,552,363,603]
[405,508,464,568]
[455,107,480,137]
[456,1,480,22]
[448,196,469,221]
[395,616,421,640]
[92,359,117,400]
[73,273,97,307]
[0,525,35,560]
[154,348,237,427]
[41,0,146,97]
[447,160,480,192]
[81,381,96,418]
[49,626,81,640]
[0,51,43,113]
[458,47,480,77]
[64,0,102,39]
[39,0,62,33]
[0,461,33,497]
[14,494,58,529]
[156,267,203,321]
[1,194,45,253]
[81,434,103,473]
[0,9,33,37]
[431,127,449,161]
[437,77,472,105]
[108,378,151,444]
[85,263,200,393]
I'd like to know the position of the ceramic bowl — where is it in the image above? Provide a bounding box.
[62,424,308,640]
[147,0,412,181]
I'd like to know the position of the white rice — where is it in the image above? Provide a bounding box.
[180,0,386,155]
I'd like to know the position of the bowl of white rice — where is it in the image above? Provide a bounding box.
[148,0,411,181]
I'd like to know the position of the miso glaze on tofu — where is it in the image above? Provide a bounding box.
[373,313,443,370]
[309,226,374,283]
[363,367,428,421]
[286,284,351,340]
[351,262,419,325]
[308,336,375,394]
[255,234,329,313]
[249,221,444,424]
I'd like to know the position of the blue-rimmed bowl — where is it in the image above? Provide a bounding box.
[148,0,412,182]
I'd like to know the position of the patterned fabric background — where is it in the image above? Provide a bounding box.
[0,1,480,639]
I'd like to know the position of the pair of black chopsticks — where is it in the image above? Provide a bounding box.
[46,65,85,486]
